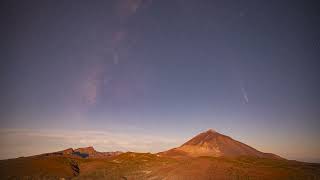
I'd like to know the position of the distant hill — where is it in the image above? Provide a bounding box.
[39,146,122,159]
[159,129,282,159]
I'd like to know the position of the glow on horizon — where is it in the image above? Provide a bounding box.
[1,128,319,163]
[0,128,183,160]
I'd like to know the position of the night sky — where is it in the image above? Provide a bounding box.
[1,0,320,162]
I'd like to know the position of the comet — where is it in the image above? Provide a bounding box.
[241,86,249,104]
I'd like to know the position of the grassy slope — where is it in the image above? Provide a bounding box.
[0,156,78,179]
[1,153,320,180]
[77,153,320,180]
[79,153,320,179]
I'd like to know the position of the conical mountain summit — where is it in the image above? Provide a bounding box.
[160,129,282,159]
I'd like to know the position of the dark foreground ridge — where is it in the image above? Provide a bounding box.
[1,129,320,179]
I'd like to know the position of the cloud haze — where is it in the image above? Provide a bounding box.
[0,128,182,160]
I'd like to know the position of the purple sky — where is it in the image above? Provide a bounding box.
[1,0,320,162]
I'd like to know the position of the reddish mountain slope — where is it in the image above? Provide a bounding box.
[160,129,282,159]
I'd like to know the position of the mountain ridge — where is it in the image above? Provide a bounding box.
[160,129,282,159]
[39,146,122,159]
[1,129,319,179]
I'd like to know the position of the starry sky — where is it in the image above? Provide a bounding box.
[1,0,320,162]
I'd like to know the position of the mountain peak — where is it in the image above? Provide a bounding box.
[75,146,94,150]
[204,129,218,134]
[181,129,223,147]
[161,129,282,159]
[207,129,216,132]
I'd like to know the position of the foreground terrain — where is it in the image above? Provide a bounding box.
[1,130,320,179]
[1,153,320,179]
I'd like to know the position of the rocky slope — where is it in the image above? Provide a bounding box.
[160,129,282,159]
